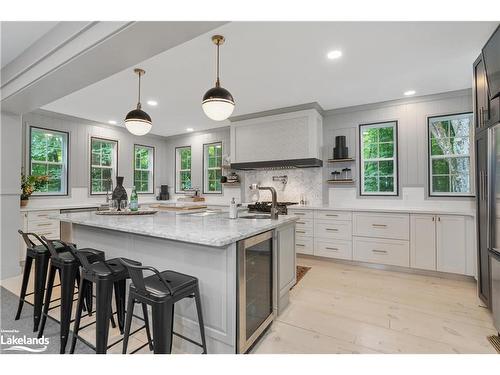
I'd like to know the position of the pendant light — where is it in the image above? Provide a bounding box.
[125,68,152,136]
[202,35,235,121]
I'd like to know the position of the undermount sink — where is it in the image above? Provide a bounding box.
[239,214,271,220]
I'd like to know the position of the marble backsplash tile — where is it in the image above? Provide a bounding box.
[242,168,323,205]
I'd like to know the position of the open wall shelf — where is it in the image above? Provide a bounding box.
[326,179,356,184]
[327,158,355,163]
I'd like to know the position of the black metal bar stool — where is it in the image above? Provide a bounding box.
[119,259,207,354]
[15,230,74,332]
[37,238,105,354]
[69,245,153,354]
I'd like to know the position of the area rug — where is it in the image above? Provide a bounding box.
[292,265,311,289]
[487,335,500,354]
[0,286,93,354]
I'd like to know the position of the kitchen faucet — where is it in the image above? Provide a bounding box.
[249,183,278,220]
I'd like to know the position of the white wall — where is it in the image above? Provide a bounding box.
[322,89,475,212]
[164,127,242,204]
[22,110,169,207]
[1,111,22,279]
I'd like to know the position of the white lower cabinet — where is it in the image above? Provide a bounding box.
[353,236,409,267]
[292,208,475,276]
[410,214,469,275]
[295,236,314,255]
[436,215,467,274]
[20,210,61,261]
[410,214,437,271]
[314,239,352,260]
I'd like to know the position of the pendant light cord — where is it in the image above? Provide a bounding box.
[216,42,220,88]
[137,72,142,110]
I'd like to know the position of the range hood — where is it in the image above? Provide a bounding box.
[230,158,323,170]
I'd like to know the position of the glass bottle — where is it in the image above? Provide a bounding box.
[130,186,139,211]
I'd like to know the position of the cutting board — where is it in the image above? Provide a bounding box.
[149,203,207,211]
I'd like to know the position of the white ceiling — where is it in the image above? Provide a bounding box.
[42,21,497,137]
[1,21,58,68]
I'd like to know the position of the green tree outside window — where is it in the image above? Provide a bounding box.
[176,146,191,192]
[360,122,397,195]
[30,127,68,194]
[134,145,154,193]
[90,138,117,194]
[428,113,472,195]
[204,142,222,193]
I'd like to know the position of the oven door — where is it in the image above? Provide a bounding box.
[237,231,274,353]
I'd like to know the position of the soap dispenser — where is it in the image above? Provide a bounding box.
[229,197,238,219]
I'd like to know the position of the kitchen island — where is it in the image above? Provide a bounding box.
[58,210,298,354]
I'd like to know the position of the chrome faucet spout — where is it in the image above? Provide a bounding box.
[248,183,279,219]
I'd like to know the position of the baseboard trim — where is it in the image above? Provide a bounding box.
[297,254,476,282]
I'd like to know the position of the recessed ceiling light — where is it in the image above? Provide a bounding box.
[186,128,194,132]
[108,120,117,125]
[404,90,416,96]
[147,100,158,106]
[327,50,342,60]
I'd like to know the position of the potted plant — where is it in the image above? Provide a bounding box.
[21,173,48,206]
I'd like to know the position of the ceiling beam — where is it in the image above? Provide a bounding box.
[1,21,227,115]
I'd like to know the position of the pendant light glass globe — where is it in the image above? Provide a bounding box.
[202,86,235,121]
[125,109,152,136]
[202,35,234,122]
[125,68,152,136]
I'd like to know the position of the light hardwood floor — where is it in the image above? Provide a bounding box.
[252,256,498,354]
[1,256,498,354]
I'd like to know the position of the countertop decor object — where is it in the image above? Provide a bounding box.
[124,68,152,136]
[95,210,158,216]
[202,35,235,121]
[20,172,48,206]
[111,176,128,211]
[333,135,349,159]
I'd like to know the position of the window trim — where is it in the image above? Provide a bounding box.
[427,112,474,198]
[174,145,192,194]
[133,144,155,195]
[202,141,223,195]
[358,120,399,197]
[89,136,119,196]
[29,126,69,196]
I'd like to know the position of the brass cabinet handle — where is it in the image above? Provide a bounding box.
[296,244,305,247]
[294,212,305,216]
[437,217,441,222]
[479,107,483,127]
[432,216,435,221]
[325,214,338,217]
[372,249,388,254]
[325,228,338,231]
[297,221,306,225]
[372,224,387,228]
[296,230,306,234]
[37,223,53,227]
[325,247,339,251]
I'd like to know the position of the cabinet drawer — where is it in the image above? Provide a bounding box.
[288,209,313,220]
[295,236,314,255]
[295,227,313,237]
[353,212,409,240]
[314,210,352,221]
[314,221,351,240]
[314,239,352,260]
[27,210,60,221]
[353,236,409,267]
[28,220,59,232]
[295,218,313,229]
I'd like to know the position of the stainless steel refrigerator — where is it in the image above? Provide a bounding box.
[487,124,500,333]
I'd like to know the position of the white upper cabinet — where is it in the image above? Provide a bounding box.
[230,109,323,163]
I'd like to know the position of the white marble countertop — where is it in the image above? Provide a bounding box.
[57,211,298,247]
[288,204,475,216]
[20,199,227,212]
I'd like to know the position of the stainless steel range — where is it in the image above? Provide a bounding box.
[247,201,298,215]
